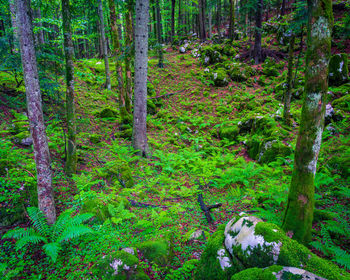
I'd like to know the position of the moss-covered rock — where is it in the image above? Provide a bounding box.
[211,68,229,87]
[107,161,134,188]
[256,140,292,163]
[231,266,329,280]
[328,53,349,86]
[196,225,242,280]
[332,94,350,111]
[138,239,173,266]
[200,46,223,65]
[229,67,248,82]
[94,249,149,280]
[219,125,239,142]
[95,107,118,118]
[223,216,349,280]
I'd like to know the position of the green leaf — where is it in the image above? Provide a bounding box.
[43,242,62,263]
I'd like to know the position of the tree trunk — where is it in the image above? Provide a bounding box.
[198,0,206,41]
[62,0,77,177]
[208,7,212,39]
[217,0,221,39]
[282,0,333,245]
[253,0,263,64]
[229,0,235,40]
[283,34,295,125]
[281,0,286,16]
[9,0,19,49]
[178,0,182,35]
[16,0,56,224]
[156,0,164,68]
[108,0,128,122]
[97,0,111,90]
[132,0,149,157]
[34,7,45,45]
[171,0,175,41]
[124,3,133,113]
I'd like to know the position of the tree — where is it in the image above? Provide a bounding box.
[229,0,235,40]
[62,0,77,177]
[283,34,295,125]
[97,0,111,90]
[171,0,175,41]
[253,0,263,64]
[132,0,150,157]
[282,0,333,245]
[198,0,206,41]
[155,0,164,67]
[16,0,56,224]
[124,0,133,113]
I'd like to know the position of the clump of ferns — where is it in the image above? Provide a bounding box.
[2,207,94,263]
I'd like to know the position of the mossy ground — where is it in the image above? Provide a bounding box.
[0,36,349,279]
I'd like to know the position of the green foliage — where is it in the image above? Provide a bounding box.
[164,259,199,280]
[2,207,94,263]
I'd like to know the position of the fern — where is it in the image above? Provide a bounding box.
[2,207,94,263]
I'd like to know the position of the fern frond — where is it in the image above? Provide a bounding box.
[2,227,29,240]
[43,242,62,263]
[69,212,94,226]
[27,207,51,238]
[15,228,47,251]
[331,247,350,270]
[51,210,73,241]
[57,225,94,243]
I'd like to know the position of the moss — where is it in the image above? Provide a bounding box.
[212,68,229,87]
[94,250,140,279]
[258,140,292,163]
[229,67,247,82]
[147,99,157,115]
[200,46,223,65]
[89,134,102,144]
[107,162,134,188]
[313,209,337,222]
[253,222,349,280]
[332,94,350,111]
[196,226,241,280]
[329,54,349,86]
[219,125,239,141]
[231,265,283,280]
[138,239,173,266]
[95,107,118,118]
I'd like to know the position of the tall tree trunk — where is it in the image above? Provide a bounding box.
[253,0,263,64]
[217,0,221,39]
[108,0,128,121]
[171,0,175,41]
[282,0,333,245]
[97,0,111,90]
[229,0,235,40]
[9,0,19,49]
[283,34,295,125]
[198,0,206,41]
[124,3,133,113]
[62,0,77,177]
[156,0,164,67]
[281,0,286,16]
[208,7,212,39]
[178,0,182,35]
[133,0,149,157]
[34,7,45,45]
[16,0,56,224]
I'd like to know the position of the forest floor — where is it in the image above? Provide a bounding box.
[0,42,349,279]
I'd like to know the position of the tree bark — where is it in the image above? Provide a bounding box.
[282,0,333,245]
[132,0,150,157]
[155,0,164,67]
[9,0,19,49]
[229,0,235,40]
[124,1,133,113]
[16,0,56,224]
[178,0,182,35]
[281,0,286,16]
[34,7,45,45]
[217,0,221,39]
[97,0,111,90]
[62,0,77,177]
[253,0,263,64]
[171,0,175,41]
[208,7,212,39]
[283,34,295,125]
[198,0,206,41]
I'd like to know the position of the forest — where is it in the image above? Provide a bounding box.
[0,0,349,279]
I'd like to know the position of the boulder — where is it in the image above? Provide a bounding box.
[138,239,173,267]
[211,68,229,87]
[329,53,349,86]
[94,107,118,118]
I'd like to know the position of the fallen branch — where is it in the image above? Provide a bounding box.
[128,199,168,209]
[197,193,222,224]
[149,89,185,100]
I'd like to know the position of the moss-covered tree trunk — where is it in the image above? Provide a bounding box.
[108,0,128,121]
[171,0,175,41]
[217,0,221,39]
[253,0,263,64]
[97,0,111,90]
[198,0,206,41]
[282,0,333,245]
[132,0,149,157]
[62,0,77,177]
[156,0,164,68]
[229,0,235,40]
[124,2,133,113]
[17,0,56,224]
[283,34,295,125]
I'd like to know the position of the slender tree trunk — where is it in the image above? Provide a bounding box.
[283,34,295,125]
[217,0,221,39]
[124,3,133,113]
[17,0,56,224]
[253,0,263,64]
[156,0,164,67]
[62,0,77,177]
[97,0,111,90]
[282,0,333,245]
[281,0,286,16]
[108,0,128,122]
[178,0,182,35]
[171,0,175,41]
[198,0,206,41]
[9,0,19,49]
[229,0,235,40]
[34,7,45,45]
[133,0,149,157]
[208,7,212,39]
